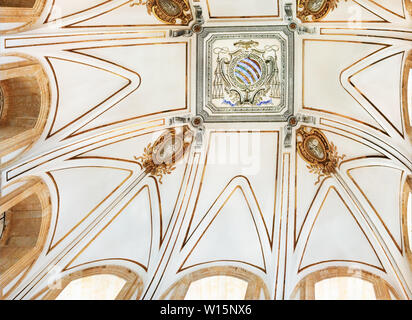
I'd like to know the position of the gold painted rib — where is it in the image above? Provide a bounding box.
[347,165,405,254]
[297,186,386,273]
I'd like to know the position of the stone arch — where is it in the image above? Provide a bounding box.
[40,265,143,300]
[0,54,50,166]
[0,176,51,298]
[160,266,269,300]
[402,175,412,269]
[402,50,412,143]
[0,0,47,35]
[290,266,401,300]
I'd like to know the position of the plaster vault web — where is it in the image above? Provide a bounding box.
[0,0,411,301]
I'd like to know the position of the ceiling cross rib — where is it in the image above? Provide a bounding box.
[296,126,412,298]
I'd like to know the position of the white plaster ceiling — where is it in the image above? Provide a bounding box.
[0,0,411,300]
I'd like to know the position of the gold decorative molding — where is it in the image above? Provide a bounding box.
[135,126,193,184]
[131,0,193,25]
[297,0,347,22]
[296,127,345,185]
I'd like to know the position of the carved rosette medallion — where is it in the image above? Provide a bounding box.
[135,126,193,183]
[296,127,345,184]
[147,0,192,25]
[297,0,346,22]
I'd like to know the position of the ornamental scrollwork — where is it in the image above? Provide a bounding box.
[130,0,193,25]
[297,0,347,22]
[134,126,193,183]
[212,40,283,108]
[296,127,345,185]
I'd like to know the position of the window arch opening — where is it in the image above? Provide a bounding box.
[291,267,400,300]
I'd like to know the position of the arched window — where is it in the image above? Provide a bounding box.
[402,175,412,268]
[0,55,50,166]
[185,275,249,300]
[0,0,47,34]
[0,177,51,298]
[161,266,269,300]
[291,267,400,300]
[40,266,142,300]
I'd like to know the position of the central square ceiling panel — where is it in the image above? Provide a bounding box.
[196,25,294,123]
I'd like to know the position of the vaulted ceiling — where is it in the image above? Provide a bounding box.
[0,0,411,300]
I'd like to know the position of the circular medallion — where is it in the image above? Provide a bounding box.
[228,53,267,90]
[157,0,181,17]
[307,0,327,13]
[190,116,204,128]
[153,135,183,165]
[288,115,298,127]
[234,57,262,86]
[192,23,203,34]
[305,136,326,161]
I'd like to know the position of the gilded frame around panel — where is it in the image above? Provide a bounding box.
[196,26,294,123]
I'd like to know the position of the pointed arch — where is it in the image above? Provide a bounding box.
[0,176,51,299]
[160,266,269,300]
[0,54,50,167]
[0,0,47,34]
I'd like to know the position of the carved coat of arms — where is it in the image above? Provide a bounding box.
[211,40,282,108]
